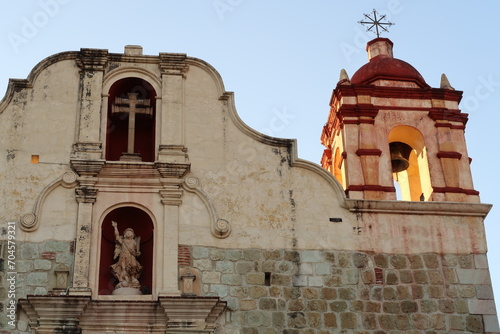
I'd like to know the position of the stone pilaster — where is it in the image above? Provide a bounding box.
[429,106,479,203]
[335,102,395,200]
[158,178,184,296]
[69,160,104,295]
[69,188,96,295]
[155,56,191,293]
[72,48,108,160]
[356,108,394,200]
[158,53,189,163]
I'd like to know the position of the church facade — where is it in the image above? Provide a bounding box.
[0,40,498,333]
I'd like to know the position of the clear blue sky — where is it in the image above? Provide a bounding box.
[1,0,499,305]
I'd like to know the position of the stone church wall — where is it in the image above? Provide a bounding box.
[0,46,497,333]
[189,246,497,333]
[0,240,73,332]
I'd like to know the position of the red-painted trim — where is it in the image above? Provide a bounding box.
[338,155,344,169]
[337,104,379,118]
[352,86,376,96]
[437,151,462,160]
[433,186,461,193]
[343,119,375,125]
[334,85,463,102]
[321,124,332,141]
[463,189,480,195]
[359,119,376,124]
[333,118,342,131]
[434,123,466,130]
[367,37,393,48]
[372,106,433,112]
[356,149,382,156]
[334,104,467,124]
[321,157,330,169]
[430,89,463,102]
[432,187,479,195]
[355,75,428,88]
[339,105,462,114]
[178,245,191,266]
[331,103,467,128]
[321,149,332,169]
[428,108,468,125]
[374,267,384,284]
[348,185,396,192]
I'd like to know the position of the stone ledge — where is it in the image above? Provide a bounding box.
[19,295,226,333]
[345,198,492,217]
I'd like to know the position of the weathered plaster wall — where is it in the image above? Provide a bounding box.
[0,58,79,232]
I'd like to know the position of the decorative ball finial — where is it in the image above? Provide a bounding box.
[358,9,395,38]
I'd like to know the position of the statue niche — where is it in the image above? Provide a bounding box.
[99,207,153,295]
[110,221,142,294]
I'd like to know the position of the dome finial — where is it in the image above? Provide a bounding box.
[440,73,454,90]
[338,69,351,85]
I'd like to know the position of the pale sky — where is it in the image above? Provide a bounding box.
[1,0,499,306]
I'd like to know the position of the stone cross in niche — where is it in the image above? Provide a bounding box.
[112,92,153,160]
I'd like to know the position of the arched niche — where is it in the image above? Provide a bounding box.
[99,206,154,295]
[388,125,432,201]
[105,77,156,162]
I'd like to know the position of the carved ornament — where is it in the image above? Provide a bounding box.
[76,48,109,71]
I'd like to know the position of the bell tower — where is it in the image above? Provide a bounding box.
[321,38,479,202]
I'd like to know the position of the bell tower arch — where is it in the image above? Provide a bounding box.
[388,125,432,201]
[321,38,479,203]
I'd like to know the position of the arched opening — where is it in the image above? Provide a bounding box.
[388,126,432,201]
[106,77,156,162]
[99,206,154,295]
[393,178,402,200]
[333,147,344,187]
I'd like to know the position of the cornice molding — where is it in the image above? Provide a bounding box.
[345,198,491,217]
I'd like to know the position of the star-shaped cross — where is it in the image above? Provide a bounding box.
[358,9,395,38]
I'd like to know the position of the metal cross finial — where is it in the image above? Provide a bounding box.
[358,9,395,38]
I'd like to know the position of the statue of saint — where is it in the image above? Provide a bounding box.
[110,221,142,290]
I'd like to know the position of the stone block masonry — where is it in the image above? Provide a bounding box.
[0,240,73,331]
[190,246,499,333]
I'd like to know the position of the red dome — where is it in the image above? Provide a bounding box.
[351,55,429,88]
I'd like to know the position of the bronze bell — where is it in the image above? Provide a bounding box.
[389,142,413,173]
